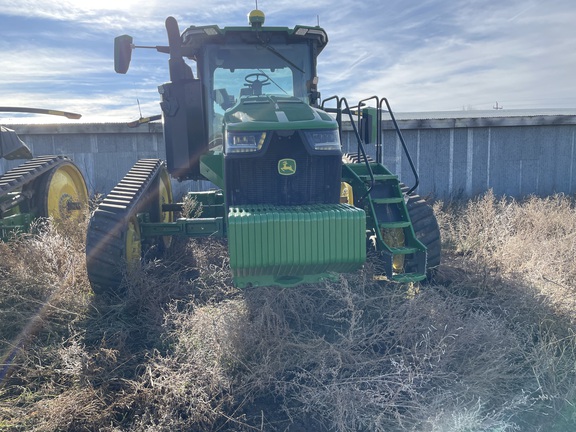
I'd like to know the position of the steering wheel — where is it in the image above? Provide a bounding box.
[244,73,271,85]
[243,73,271,96]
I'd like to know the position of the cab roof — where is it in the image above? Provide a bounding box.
[179,24,328,60]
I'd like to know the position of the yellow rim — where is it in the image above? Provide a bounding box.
[382,227,406,272]
[340,182,354,204]
[45,163,89,221]
[125,216,142,265]
[157,168,173,249]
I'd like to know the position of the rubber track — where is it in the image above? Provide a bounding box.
[86,158,163,294]
[403,190,441,277]
[342,153,375,164]
[0,155,69,198]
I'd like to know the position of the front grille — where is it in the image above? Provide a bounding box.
[225,132,341,206]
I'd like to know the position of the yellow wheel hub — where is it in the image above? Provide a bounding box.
[157,168,173,249]
[382,227,405,272]
[340,182,354,204]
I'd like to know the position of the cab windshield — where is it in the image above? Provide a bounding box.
[203,42,313,144]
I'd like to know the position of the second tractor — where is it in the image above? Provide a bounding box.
[0,108,88,240]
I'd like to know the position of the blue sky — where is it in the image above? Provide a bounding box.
[1,0,575,123]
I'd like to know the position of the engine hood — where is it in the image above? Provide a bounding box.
[224,95,337,132]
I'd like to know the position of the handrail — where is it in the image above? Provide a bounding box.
[321,95,341,139]
[323,95,375,202]
[342,97,374,182]
[341,97,375,202]
[323,95,420,199]
[380,97,419,195]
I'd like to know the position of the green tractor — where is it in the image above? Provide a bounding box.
[0,108,89,240]
[86,9,440,292]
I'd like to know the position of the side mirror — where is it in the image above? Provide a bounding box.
[114,35,133,74]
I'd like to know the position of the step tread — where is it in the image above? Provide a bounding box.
[358,174,398,182]
[390,246,418,255]
[372,197,404,204]
[380,221,411,229]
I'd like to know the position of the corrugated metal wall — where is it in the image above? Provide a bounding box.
[3,112,576,200]
[341,112,576,199]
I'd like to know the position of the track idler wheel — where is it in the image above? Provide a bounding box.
[25,160,89,221]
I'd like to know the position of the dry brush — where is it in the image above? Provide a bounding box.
[1,191,576,431]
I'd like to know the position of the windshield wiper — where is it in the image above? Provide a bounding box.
[258,69,288,95]
[255,34,305,74]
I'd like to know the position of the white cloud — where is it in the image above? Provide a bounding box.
[316,0,576,111]
[0,46,106,80]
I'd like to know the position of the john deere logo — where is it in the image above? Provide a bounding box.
[278,158,296,175]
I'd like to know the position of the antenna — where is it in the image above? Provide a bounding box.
[137,99,143,118]
[255,0,258,9]
[317,15,320,26]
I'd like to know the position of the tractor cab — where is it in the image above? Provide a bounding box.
[186,9,325,111]
[199,30,316,155]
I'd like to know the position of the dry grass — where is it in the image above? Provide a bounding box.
[1,191,576,431]
[436,191,576,316]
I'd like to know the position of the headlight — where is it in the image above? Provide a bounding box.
[226,131,267,153]
[304,129,340,151]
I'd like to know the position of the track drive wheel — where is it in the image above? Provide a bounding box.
[27,160,89,221]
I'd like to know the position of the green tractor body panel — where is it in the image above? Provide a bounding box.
[228,203,365,287]
[0,212,31,240]
[225,96,337,132]
[199,152,225,189]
